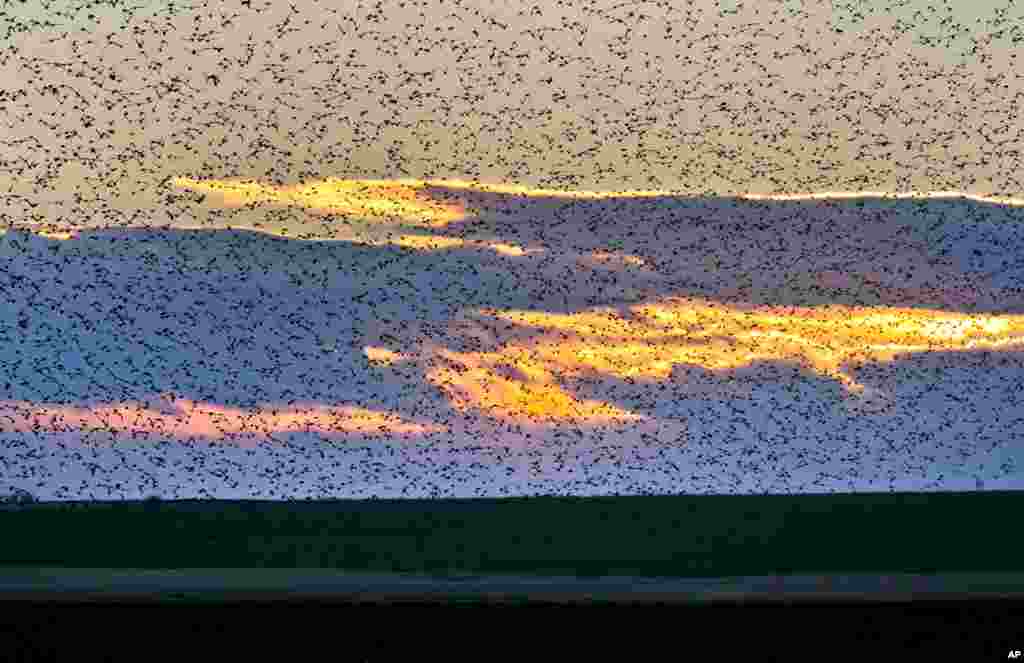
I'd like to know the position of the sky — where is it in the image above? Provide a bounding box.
[1,0,1022,219]
[1,1,1024,501]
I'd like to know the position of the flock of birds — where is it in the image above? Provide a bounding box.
[1,0,1023,502]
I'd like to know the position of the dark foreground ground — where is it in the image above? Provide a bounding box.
[3,490,1023,603]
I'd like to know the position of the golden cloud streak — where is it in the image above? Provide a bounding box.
[13,177,1022,246]
[171,176,468,227]
[0,394,445,444]
[423,345,647,425]
[367,296,1024,421]
[388,234,544,257]
[172,176,1024,217]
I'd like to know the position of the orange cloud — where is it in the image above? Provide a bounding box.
[370,295,1024,421]
[0,394,445,445]
[171,176,468,227]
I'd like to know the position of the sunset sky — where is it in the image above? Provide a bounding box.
[2,1,1023,500]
